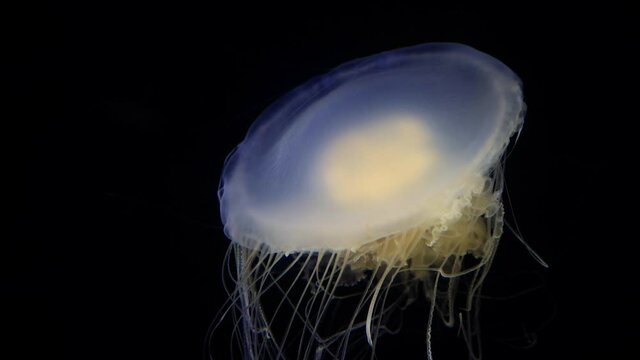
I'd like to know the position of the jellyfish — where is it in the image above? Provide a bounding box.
[217,43,527,360]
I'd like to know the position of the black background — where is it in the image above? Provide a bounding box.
[6,2,636,359]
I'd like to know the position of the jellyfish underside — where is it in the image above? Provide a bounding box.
[217,43,524,359]
[227,182,503,360]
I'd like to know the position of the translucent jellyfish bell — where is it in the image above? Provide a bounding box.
[217,43,525,359]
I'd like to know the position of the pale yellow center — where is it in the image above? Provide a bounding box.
[321,116,436,207]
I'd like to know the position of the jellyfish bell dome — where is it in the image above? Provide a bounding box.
[219,42,524,254]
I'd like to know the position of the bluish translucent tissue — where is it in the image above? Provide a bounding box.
[219,43,524,252]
